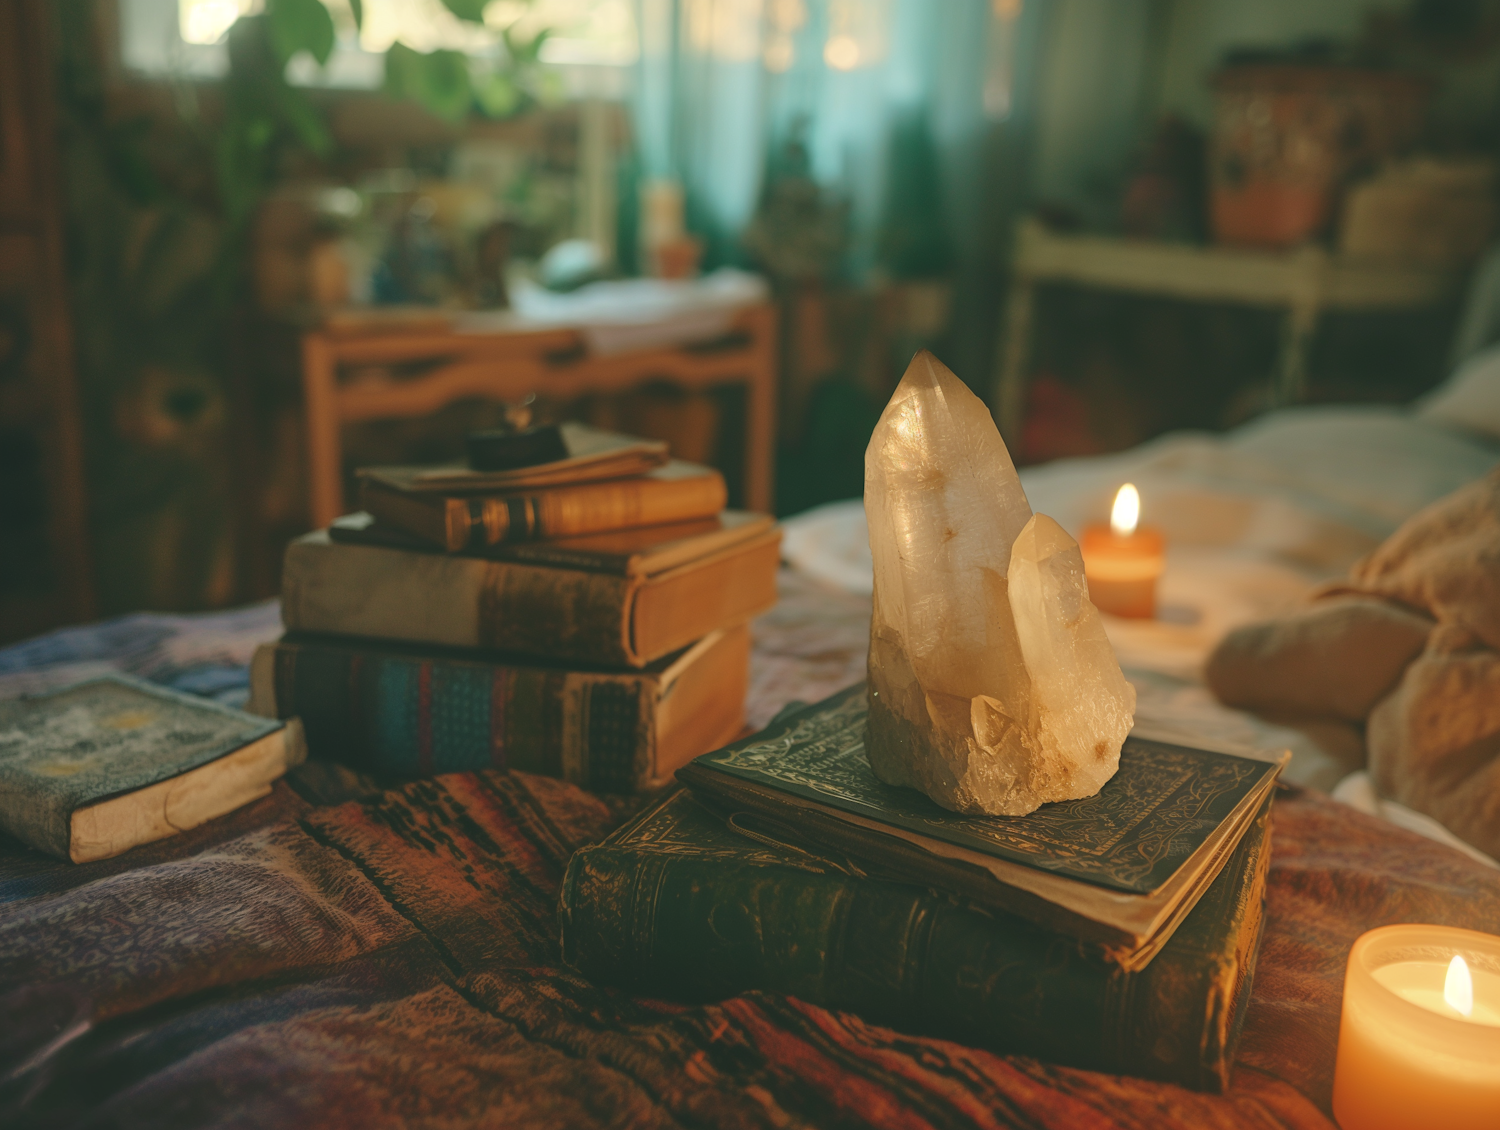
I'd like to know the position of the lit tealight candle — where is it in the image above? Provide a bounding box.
[1333,924,1500,1130]
[1079,484,1165,619]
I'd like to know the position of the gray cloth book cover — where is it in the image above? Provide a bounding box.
[0,674,283,857]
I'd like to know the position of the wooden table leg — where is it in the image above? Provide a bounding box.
[1276,299,1322,406]
[301,334,343,530]
[1276,247,1327,406]
[744,305,778,514]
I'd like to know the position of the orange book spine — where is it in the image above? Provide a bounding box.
[366,470,727,552]
[480,472,727,548]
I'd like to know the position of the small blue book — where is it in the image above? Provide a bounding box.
[0,674,304,862]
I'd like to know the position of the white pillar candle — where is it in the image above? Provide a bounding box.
[1333,924,1500,1130]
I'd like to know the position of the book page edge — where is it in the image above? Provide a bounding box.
[69,725,298,864]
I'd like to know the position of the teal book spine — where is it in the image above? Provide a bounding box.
[559,790,1273,1093]
[251,637,654,792]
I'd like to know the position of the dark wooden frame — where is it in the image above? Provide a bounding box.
[0,0,94,642]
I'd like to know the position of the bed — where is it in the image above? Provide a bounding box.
[4,360,1500,1127]
[784,381,1500,866]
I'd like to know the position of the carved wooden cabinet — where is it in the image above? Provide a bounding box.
[0,0,93,642]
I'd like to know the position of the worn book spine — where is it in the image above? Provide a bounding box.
[362,472,728,552]
[281,535,640,666]
[250,639,661,792]
[282,532,779,668]
[560,793,1273,1093]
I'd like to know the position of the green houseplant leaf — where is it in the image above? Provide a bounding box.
[441,0,491,21]
[384,43,473,122]
[503,24,550,65]
[267,0,336,65]
[474,70,521,118]
[269,80,331,155]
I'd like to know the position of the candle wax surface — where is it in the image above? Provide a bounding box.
[1372,961,1500,1027]
[1079,525,1164,619]
[1333,927,1500,1130]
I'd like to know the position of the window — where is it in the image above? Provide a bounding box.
[120,0,637,86]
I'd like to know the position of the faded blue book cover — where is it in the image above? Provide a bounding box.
[0,674,283,857]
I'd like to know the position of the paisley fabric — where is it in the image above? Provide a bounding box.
[5,573,1498,1127]
[4,765,1498,1130]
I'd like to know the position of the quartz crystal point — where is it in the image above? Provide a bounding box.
[864,351,1135,816]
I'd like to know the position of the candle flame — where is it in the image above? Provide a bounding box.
[1444,954,1474,1017]
[1110,484,1140,537]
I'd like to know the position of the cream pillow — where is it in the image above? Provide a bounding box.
[1416,343,1500,440]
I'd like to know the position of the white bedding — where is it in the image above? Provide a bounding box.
[781,403,1500,830]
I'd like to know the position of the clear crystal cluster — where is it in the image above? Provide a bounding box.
[864,352,1135,815]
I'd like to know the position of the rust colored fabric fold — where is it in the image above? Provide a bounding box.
[3,767,1498,1129]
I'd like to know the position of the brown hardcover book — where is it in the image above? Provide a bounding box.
[249,626,749,792]
[283,516,781,668]
[365,423,668,494]
[359,460,728,552]
[677,684,1284,970]
[328,509,773,575]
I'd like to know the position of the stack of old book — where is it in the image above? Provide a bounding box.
[250,424,781,793]
[560,684,1285,1092]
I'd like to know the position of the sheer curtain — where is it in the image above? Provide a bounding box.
[630,0,1026,283]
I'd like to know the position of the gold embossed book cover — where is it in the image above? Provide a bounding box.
[677,683,1282,969]
[561,786,1273,1090]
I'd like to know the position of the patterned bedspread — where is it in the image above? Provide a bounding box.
[3,575,1499,1129]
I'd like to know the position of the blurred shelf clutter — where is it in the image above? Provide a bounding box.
[252,102,628,319]
[1207,64,1430,250]
[996,218,1464,441]
[1007,48,1499,465]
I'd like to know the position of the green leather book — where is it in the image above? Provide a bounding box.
[677,684,1283,970]
[559,786,1272,1093]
